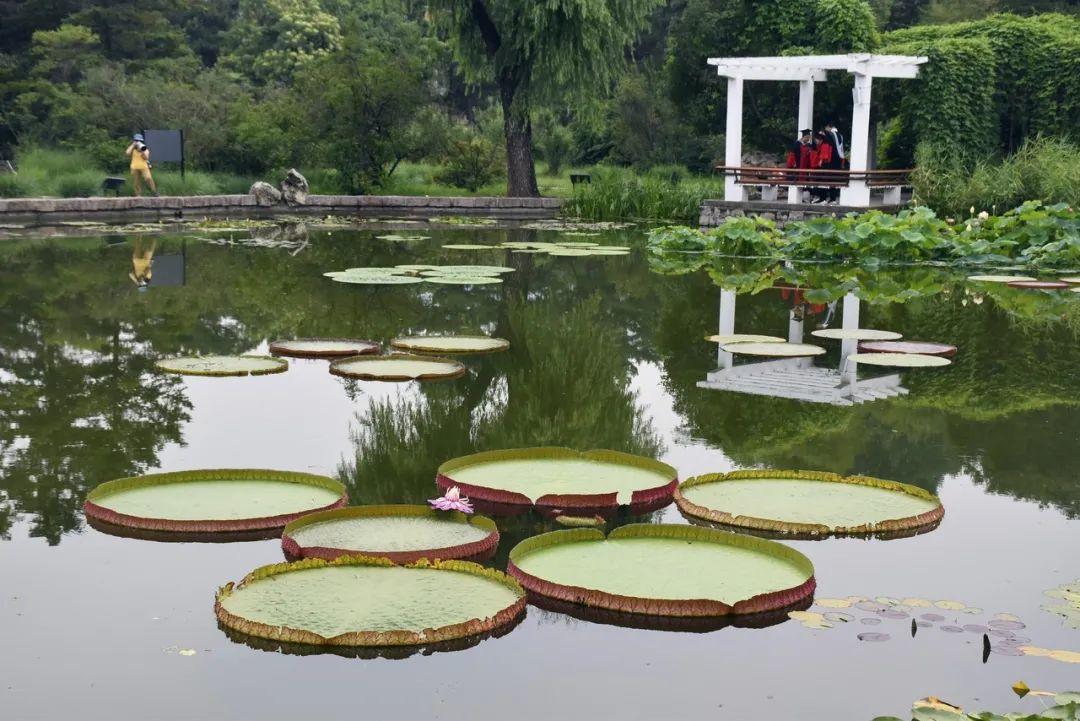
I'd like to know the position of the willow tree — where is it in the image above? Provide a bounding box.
[433,0,662,196]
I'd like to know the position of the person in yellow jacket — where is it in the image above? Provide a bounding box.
[125,133,158,196]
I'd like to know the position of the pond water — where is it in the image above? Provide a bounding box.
[1,222,1078,720]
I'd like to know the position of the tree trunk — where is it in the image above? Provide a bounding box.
[500,81,540,198]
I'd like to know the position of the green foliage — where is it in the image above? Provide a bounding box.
[882,13,1080,159]
[436,136,505,192]
[536,119,575,176]
[564,165,724,223]
[647,201,1080,267]
[815,0,880,51]
[912,136,1080,216]
[30,24,103,84]
[221,0,342,85]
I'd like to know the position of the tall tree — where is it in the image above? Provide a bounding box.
[431,0,663,196]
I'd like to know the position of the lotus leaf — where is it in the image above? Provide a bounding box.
[281,505,499,563]
[155,355,288,377]
[721,342,826,357]
[811,329,903,341]
[215,556,525,646]
[329,354,465,382]
[676,470,943,536]
[507,524,815,617]
[84,469,346,533]
[436,447,677,511]
[269,339,379,358]
[1043,580,1080,629]
[389,335,509,355]
[848,353,952,368]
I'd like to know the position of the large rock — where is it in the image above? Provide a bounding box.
[249,181,282,206]
[279,168,309,206]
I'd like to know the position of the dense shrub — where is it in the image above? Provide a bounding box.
[436,137,504,192]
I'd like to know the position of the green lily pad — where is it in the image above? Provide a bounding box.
[424,276,503,285]
[1044,579,1080,629]
[847,353,952,368]
[705,334,786,345]
[329,354,465,382]
[215,556,525,647]
[548,248,595,257]
[333,275,424,285]
[811,329,903,341]
[676,470,943,536]
[84,469,346,534]
[281,505,499,563]
[586,249,631,256]
[556,242,600,248]
[155,355,288,377]
[507,524,815,616]
[442,244,497,250]
[269,339,380,358]
[437,447,676,509]
[395,264,442,271]
[967,274,1036,283]
[389,335,509,355]
[376,234,429,242]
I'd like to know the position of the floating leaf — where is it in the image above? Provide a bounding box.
[155,355,288,377]
[281,505,499,563]
[376,234,429,242]
[1043,582,1080,629]
[329,354,465,382]
[789,611,833,629]
[442,244,496,250]
[823,611,855,623]
[424,276,503,285]
[389,335,509,355]
[861,617,883,625]
[912,698,965,721]
[935,601,968,611]
[676,471,943,537]
[988,619,1026,631]
[964,624,990,634]
[705,334,786,345]
[269,339,379,359]
[555,242,600,248]
[922,613,946,622]
[940,625,964,633]
[395,264,441,271]
[333,275,424,285]
[1007,280,1070,289]
[178,649,197,657]
[858,341,957,357]
[216,555,525,647]
[848,353,951,368]
[548,248,596,257]
[858,632,891,642]
[902,598,933,608]
[507,524,815,617]
[1020,646,1080,663]
[813,598,854,609]
[967,275,1036,283]
[812,329,903,341]
[84,469,346,535]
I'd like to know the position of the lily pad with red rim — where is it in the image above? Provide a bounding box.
[215,556,525,648]
[281,505,499,563]
[155,355,288,377]
[389,335,509,355]
[329,354,466,382]
[507,524,816,618]
[1007,280,1070,290]
[84,469,346,535]
[857,341,957,357]
[269,338,380,359]
[721,342,826,358]
[436,447,677,517]
[675,469,944,537]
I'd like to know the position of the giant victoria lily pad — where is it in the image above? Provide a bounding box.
[155,355,288,377]
[329,354,466,381]
[857,340,957,357]
[84,469,346,534]
[389,335,509,355]
[847,352,951,368]
[675,470,944,537]
[281,505,499,563]
[721,342,826,357]
[811,328,902,341]
[269,338,380,358]
[215,556,526,647]
[436,447,677,517]
[507,524,816,617]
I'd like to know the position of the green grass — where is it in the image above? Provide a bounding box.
[563,165,724,224]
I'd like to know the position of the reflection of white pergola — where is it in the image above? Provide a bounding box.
[707,53,928,207]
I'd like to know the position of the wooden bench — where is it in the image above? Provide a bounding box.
[569,173,592,185]
[102,176,126,196]
[714,166,912,205]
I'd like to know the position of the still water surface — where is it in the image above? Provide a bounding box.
[1,224,1078,720]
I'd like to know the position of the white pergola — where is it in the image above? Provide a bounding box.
[707,53,928,206]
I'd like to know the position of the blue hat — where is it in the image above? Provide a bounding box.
[133,133,144,142]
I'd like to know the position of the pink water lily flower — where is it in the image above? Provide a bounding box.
[429,486,474,514]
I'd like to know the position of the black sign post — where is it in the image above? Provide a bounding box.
[141,129,185,178]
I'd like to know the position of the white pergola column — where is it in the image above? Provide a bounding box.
[717,288,736,369]
[724,76,746,202]
[840,293,861,385]
[789,78,815,205]
[840,73,873,207]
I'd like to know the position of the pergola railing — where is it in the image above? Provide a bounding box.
[714,166,913,187]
